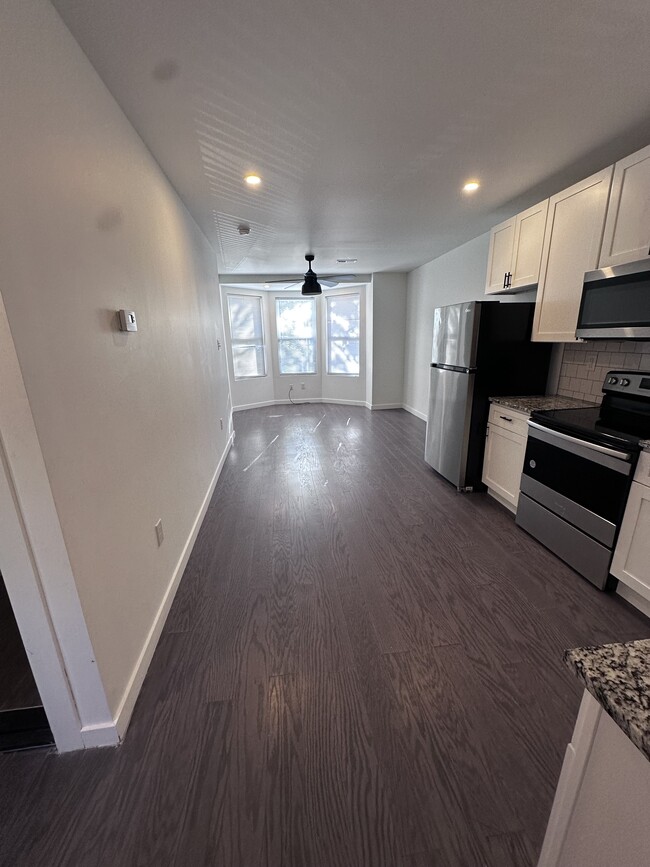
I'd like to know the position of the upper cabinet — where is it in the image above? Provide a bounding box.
[598,143,650,268]
[531,167,613,342]
[485,218,515,293]
[485,199,548,294]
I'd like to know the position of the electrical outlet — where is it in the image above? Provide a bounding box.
[155,519,164,547]
[301,382,306,390]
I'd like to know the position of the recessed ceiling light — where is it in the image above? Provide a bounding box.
[463,180,480,193]
[244,173,261,186]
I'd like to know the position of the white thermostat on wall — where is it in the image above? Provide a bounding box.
[118,310,138,332]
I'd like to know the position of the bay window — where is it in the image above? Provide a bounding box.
[326,293,360,375]
[275,297,317,374]
[226,294,266,379]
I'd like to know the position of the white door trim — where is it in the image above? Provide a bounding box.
[0,293,115,751]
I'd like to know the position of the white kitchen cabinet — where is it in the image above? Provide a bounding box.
[532,166,613,342]
[485,199,548,294]
[485,217,516,293]
[538,690,650,867]
[482,406,529,511]
[611,451,650,603]
[599,143,650,268]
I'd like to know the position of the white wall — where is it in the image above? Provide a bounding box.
[0,0,231,719]
[370,274,407,407]
[403,234,490,417]
[402,233,537,418]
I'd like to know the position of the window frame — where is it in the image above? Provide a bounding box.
[226,293,268,380]
[274,295,319,376]
[325,291,361,377]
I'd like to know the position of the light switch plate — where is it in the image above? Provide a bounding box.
[118,309,138,332]
[155,519,164,546]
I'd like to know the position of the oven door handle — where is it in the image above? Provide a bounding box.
[527,421,633,462]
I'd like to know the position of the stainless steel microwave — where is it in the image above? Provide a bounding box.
[576,259,650,339]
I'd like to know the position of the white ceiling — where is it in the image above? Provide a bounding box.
[53,0,650,278]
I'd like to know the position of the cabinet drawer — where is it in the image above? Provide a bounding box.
[488,404,529,437]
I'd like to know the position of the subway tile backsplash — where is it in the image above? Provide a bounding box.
[557,341,650,404]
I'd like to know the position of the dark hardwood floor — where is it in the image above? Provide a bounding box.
[1,405,649,866]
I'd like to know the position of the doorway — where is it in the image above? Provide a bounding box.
[0,572,54,751]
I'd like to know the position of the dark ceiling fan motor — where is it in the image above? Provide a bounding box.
[301,254,322,295]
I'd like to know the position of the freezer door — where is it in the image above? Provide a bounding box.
[431,302,479,369]
[425,366,475,488]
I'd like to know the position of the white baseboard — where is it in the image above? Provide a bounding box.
[113,432,234,739]
[370,403,403,410]
[233,399,279,412]
[319,398,367,407]
[81,721,120,749]
[616,582,650,619]
[402,403,427,421]
[233,397,367,412]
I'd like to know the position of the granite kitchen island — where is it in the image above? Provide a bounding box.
[537,640,650,867]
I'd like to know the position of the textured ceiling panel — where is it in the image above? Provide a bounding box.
[53,0,650,275]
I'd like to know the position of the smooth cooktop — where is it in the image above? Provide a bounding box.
[531,405,650,453]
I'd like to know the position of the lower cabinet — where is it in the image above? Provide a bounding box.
[482,406,529,511]
[538,690,650,867]
[611,451,650,603]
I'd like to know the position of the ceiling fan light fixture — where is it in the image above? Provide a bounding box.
[301,253,322,295]
[301,275,322,295]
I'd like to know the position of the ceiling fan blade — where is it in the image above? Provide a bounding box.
[320,274,358,283]
[319,279,339,288]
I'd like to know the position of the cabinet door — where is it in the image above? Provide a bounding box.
[599,143,650,268]
[482,424,526,508]
[611,481,650,602]
[532,167,613,342]
[485,217,515,294]
[511,199,548,289]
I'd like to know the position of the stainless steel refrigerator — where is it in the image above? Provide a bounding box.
[424,301,551,491]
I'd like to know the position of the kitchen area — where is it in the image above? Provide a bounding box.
[424,141,650,866]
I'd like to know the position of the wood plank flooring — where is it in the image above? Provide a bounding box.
[1,405,649,866]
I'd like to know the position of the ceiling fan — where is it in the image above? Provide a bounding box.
[264,254,358,295]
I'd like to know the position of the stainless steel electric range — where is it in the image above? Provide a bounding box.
[516,370,650,589]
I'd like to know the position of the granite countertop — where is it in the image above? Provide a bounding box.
[565,640,650,761]
[489,395,598,414]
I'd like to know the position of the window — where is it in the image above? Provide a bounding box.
[275,297,317,374]
[226,294,266,379]
[326,293,360,375]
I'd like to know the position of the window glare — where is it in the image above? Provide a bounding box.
[276,298,316,374]
[327,294,360,375]
[227,295,266,379]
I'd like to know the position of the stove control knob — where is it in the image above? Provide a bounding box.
[620,378,631,387]
[607,376,619,385]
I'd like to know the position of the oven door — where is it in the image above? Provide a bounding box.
[516,423,636,588]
